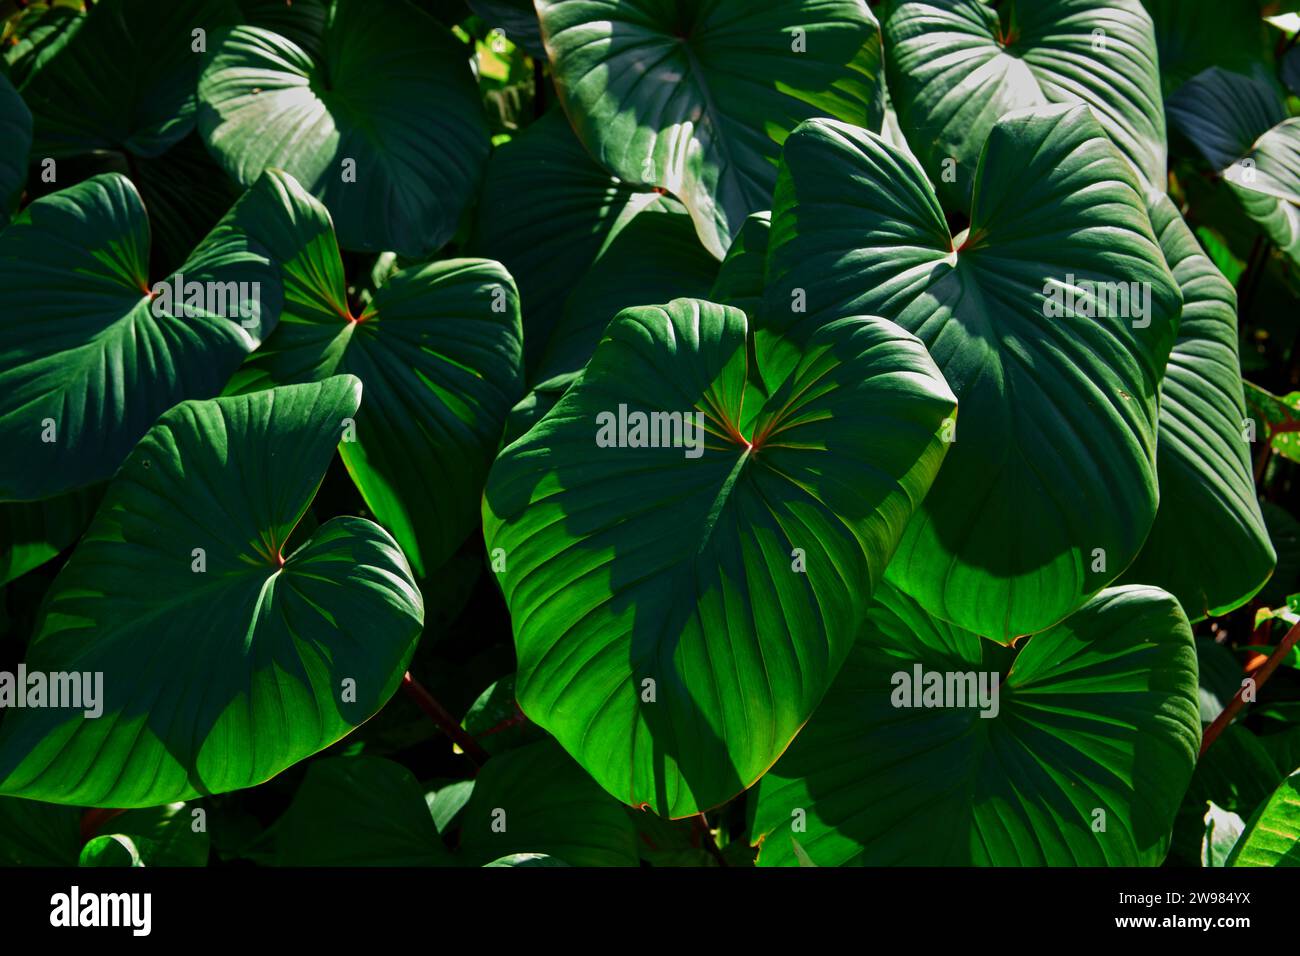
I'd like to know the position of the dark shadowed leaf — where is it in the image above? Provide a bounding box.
[198,0,489,257]
[750,584,1200,866]
[456,739,638,866]
[0,377,424,806]
[274,756,451,865]
[0,172,281,501]
[20,0,238,158]
[0,73,30,222]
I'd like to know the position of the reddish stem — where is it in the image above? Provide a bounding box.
[80,807,126,844]
[401,672,489,766]
[1200,621,1300,757]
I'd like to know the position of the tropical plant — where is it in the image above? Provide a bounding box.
[0,0,1298,871]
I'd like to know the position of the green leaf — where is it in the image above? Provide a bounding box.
[471,109,716,376]
[19,0,237,158]
[460,674,543,756]
[883,0,1167,209]
[0,487,100,586]
[0,376,425,806]
[750,584,1200,866]
[198,0,489,257]
[0,72,30,222]
[1193,637,1245,726]
[1201,801,1245,867]
[468,0,545,57]
[0,795,80,865]
[1141,0,1268,96]
[536,198,719,382]
[1243,382,1300,465]
[0,172,282,501]
[274,756,451,865]
[456,739,639,866]
[1168,67,1300,266]
[484,852,568,866]
[1118,192,1273,620]
[535,0,884,258]
[1172,725,1280,865]
[709,211,771,324]
[484,297,956,816]
[1228,772,1300,866]
[4,5,83,89]
[765,106,1181,640]
[79,835,144,867]
[108,802,211,867]
[223,170,524,577]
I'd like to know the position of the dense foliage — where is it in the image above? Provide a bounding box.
[1,0,1299,869]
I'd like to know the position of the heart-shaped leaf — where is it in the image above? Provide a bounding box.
[0,172,281,501]
[223,169,524,577]
[535,0,884,258]
[1167,66,1300,266]
[0,72,31,223]
[765,106,1181,640]
[471,109,718,376]
[198,0,489,257]
[483,297,956,816]
[19,0,237,159]
[749,583,1200,866]
[0,376,424,806]
[1118,192,1273,619]
[883,0,1166,208]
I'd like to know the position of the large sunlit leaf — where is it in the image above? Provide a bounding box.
[750,584,1200,866]
[535,0,884,258]
[223,170,524,577]
[0,172,281,501]
[483,297,957,816]
[0,376,425,806]
[198,0,489,257]
[19,0,237,159]
[765,105,1180,640]
[883,0,1166,209]
[1119,193,1274,619]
